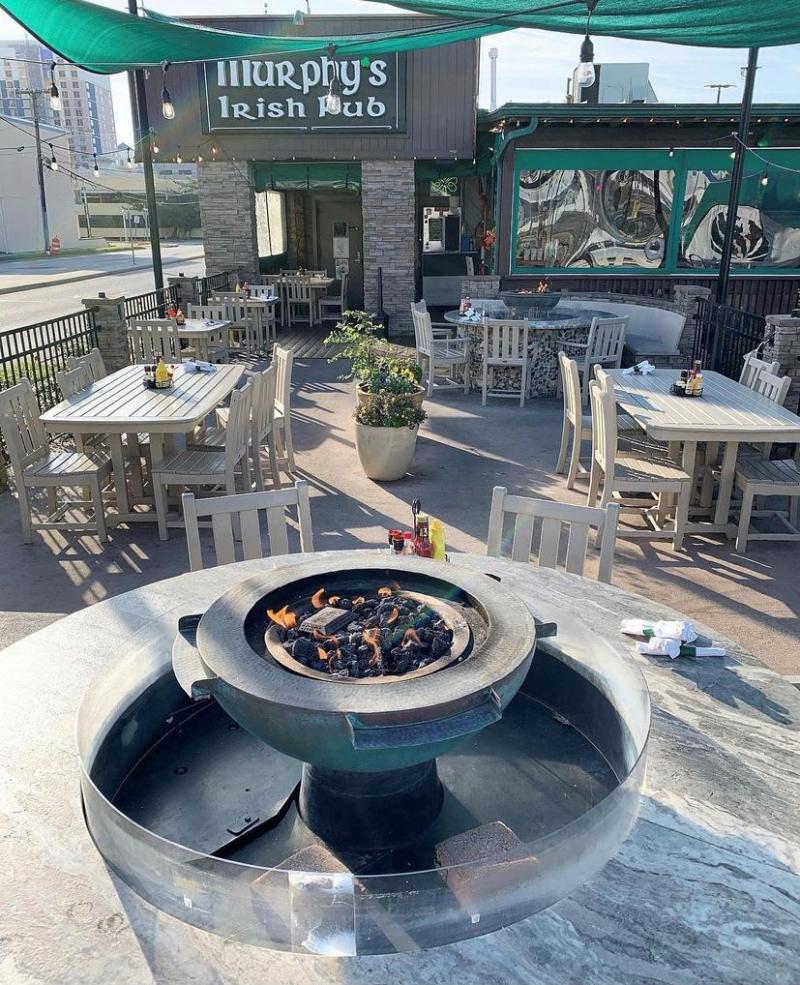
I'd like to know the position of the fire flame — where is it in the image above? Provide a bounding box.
[311,588,326,610]
[363,628,382,666]
[317,645,329,661]
[328,595,341,606]
[352,596,365,607]
[402,628,422,646]
[387,607,399,625]
[377,586,392,598]
[536,279,549,293]
[267,605,297,629]
[312,628,337,643]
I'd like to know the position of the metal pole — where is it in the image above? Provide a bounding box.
[127,0,164,291]
[29,92,51,253]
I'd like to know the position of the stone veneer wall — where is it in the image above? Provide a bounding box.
[762,315,800,413]
[361,160,416,335]
[197,161,259,282]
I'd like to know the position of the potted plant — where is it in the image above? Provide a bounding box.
[354,389,427,481]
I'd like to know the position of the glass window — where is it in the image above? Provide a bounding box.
[679,169,800,269]
[515,168,673,270]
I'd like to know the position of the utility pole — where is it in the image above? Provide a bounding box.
[21,89,51,253]
[705,83,735,104]
[127,0,164,291]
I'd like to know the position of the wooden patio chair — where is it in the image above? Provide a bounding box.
[733,456,800,553]
[184,303,231,362]
[0,379,112,543]
[481,319,529,407]
[319,271,349,322]
[210,294,262,356]
[66,347,106,381]
[128,318,194,364]
[411,301,469,398]
[561,316,628,403]
[151,380,253,541]
[286,276,315,327]
[739,350,780,389]
[193,365,281,491]
[272,344,296,472]
[181,479,314,571]
[487,485,620,584]
[587,379,692,550]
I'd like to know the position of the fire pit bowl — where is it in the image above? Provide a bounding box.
[172,557,540,776]
[500,289,562,316]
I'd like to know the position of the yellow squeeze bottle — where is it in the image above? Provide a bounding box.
[430,517,446,560]
[155,358,170,387]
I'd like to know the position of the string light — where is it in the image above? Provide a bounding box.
[48,143,58,171]
[92,153,99,177]
[761,171,769,187]
[160,61,175,120]
[197,152,203,163]
[48,62,61,113]
[126,148,133,168]
[176,147,183,164]
[668,147,675,158]
[151,130,159,154]
[577,0,598,88]
[324,45,343,115]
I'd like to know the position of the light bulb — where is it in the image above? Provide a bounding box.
[197,153,203,163]
[577,34,595,88]
[152,140,159,154]
[211,144,218,155]
[668,147,675,158]
[761,173,769,186]
[730,150,736,159]
[49,144,58,171]
[126,149,133,168]
[176,148,183,164]
[161,85,175,120]
[325,77,343,115]
[93,154,99,177]
[49,83,61,113]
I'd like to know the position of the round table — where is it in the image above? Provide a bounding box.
[444,306,619,397]
[2,550,798,984]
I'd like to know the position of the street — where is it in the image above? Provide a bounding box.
[0,243,205,331]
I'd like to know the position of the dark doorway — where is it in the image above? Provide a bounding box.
[313,194,364,309]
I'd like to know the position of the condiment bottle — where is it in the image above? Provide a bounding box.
[175,307,185,326]
[402,531,415,555]
[155,356,170,387]
[430,517,446,561]
[415,513,432,557]
[691,360,704,394]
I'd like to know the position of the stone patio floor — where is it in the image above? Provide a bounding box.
[1,355,798,678]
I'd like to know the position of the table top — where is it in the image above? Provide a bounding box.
[2,548,798,984]
[607,368,800,442]
[41,362,243,434]
[177,318,230,336]
[444,307,616,329]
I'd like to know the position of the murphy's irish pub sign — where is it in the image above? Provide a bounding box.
[199,53,406,133]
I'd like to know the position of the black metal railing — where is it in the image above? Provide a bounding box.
[200,269,239,304]
[124,284,180,323]
[0,309,98,414]
[693,297,765,378]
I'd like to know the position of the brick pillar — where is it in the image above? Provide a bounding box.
[198,161,259,282]
[167,273,201,308]
[672,285,712,362]
[83,293,129,374]
[361,160,416,336]
[762,314,800,413]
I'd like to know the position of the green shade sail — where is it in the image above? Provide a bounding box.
[253,162,362,191]
[0,0,506,73]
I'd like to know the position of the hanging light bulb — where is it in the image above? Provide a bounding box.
[92,153,99,177]
[577,0,598,88]
[160,61,175,120]
[151,131,159,154]
[197,152,203,163]
[730,150,736,159]
[324,45,343,115]
[211,143,218,155]
[48,144,58,171]
[126,147,133,168]
[761,171,769,187]
[48,62,61,113]
[668,147,675,158]
[176,147,183,164]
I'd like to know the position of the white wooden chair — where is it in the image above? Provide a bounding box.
[0,379,112,543]
[410,301,470,398]
[272,344,296,472]
[481,319,529,407]
[588,379,692,550]
[263,274,288,326]
[286,276,315,327]
[211,294,261,356]
[487,486,620,584]
[66,347,106,381]
[128,319,194,364]
[151,380,253,541]
[561,316,628,403]
[181,480,314,571]
[184,304,231,362]
[56,364,91,398]
[319,271,349,322]
[193,366,281,491]
[733,457,800,553]
[739,350,780,389]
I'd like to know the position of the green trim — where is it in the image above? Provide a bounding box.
[510,147,800,277]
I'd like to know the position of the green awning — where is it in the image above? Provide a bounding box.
[0,0,503,73]
[253,162,362,191]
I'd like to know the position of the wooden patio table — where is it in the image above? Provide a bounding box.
[176,318,230,361]
[606,368,800,536]
[41,363,243,523]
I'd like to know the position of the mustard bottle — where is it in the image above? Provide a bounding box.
[430,517,446,561]
[155,357,170,387]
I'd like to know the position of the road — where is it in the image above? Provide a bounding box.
[0,244,206,331]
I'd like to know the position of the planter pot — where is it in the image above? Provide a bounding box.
[356,382,426,412]
[355,422,419,481]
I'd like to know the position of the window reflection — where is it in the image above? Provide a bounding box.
[516,169,673,270]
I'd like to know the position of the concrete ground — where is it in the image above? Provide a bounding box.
[1,355,798,677]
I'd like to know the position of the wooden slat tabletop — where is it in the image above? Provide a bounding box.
[607,369,800,442]
[177,319,230,337]
[41,364,243,434]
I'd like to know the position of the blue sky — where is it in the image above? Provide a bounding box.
[2,0,800,145]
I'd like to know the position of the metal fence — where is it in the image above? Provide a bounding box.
[124,284,180,323]
[693,298,766,378]
[0,309,98,413]
[200,270,238,304]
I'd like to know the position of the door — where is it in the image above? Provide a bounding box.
[314,195,364,309]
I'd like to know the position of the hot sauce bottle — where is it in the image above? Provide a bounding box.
[415,513,432,557]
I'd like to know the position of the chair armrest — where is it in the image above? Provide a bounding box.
[561,340,589,350]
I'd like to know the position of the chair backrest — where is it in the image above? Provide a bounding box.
[128,319,180,363]
[739,350,780,389]
[410,301,433,354]
[251,365,277,443]
[751,368,791,405]
[0,379,48,473]
[210,290,241,302]
[186,303,227,322]
[483,319,529,365]
[56,364,91,398]
[487,486,619,583]
[286,277,311,302]
[66,347,106,381]
[586,316,628,362]
[339,271,349,307]
[307,269,328,278]
[181,479,314,571]
[558,352,582,427]
[273,344,293,416]
[589,379,618,480]
[223,380,254,473]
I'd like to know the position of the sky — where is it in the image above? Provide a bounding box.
[2,0,800,147]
